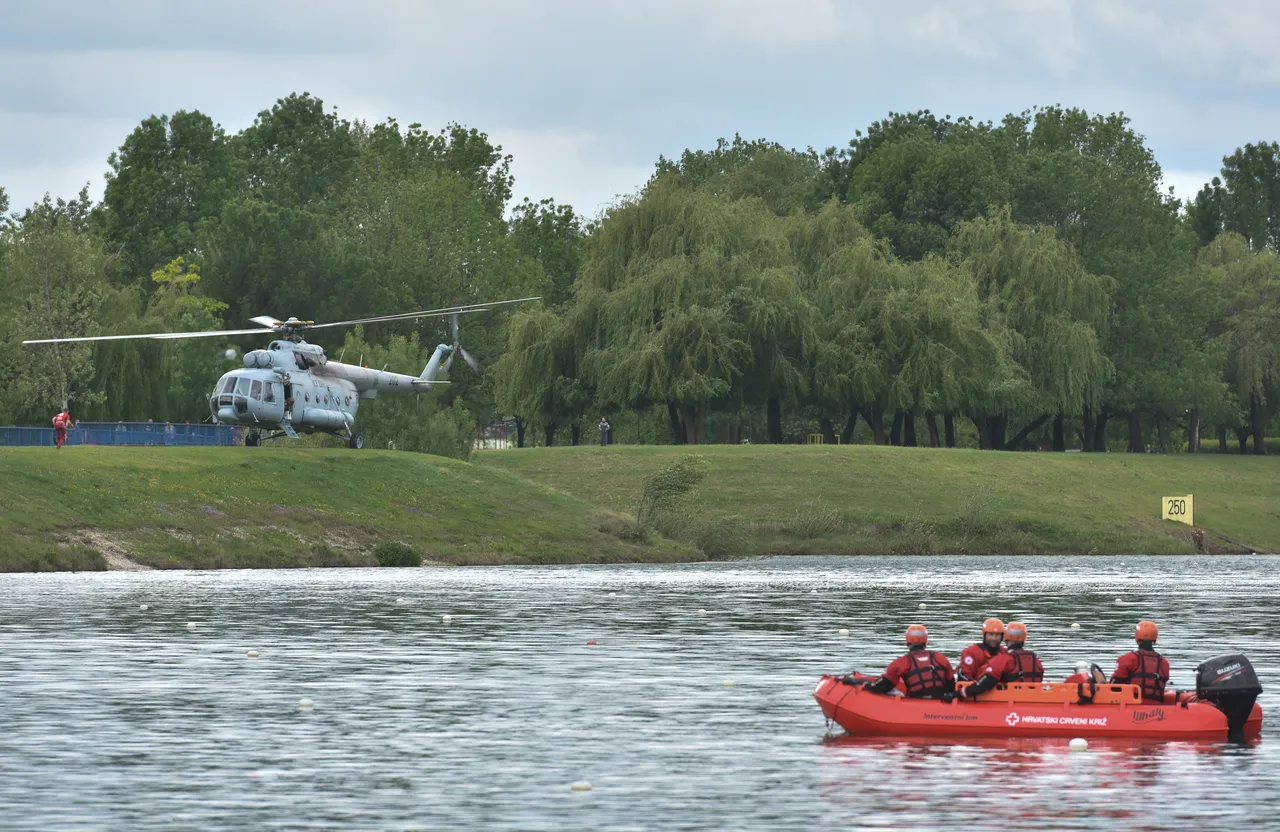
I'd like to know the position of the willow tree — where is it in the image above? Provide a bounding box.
[578,180,806,444]
[492,305,593,446]
[1198,234,1280,453]
[811,234,1008,446]
[950,210,1114,450]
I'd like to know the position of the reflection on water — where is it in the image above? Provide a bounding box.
[0,556,1276,830]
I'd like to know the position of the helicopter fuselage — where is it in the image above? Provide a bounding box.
[207,338,448,436]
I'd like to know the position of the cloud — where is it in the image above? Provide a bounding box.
[2,1,1280,219]
[499,127,654,219]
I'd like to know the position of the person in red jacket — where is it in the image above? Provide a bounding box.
[862,624,955,699]
[1111,620,1170,702]
[52,409,72,449]
[957,617,1006,680]
[950,620,1043,701]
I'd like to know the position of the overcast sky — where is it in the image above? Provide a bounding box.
[4,1,1280,219]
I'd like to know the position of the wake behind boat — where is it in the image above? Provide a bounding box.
[815,653,1262,742]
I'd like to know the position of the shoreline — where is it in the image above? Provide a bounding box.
[2,444,1276,572]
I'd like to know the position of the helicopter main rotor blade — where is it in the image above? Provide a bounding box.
[249,315,281,328]
[23,327,277,346]
[306,296,542,330]
[458,346,480,372]
[23,297,543,345]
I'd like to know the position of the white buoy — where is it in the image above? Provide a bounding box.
[139,604,149,611]
[570,781,593,791]
[186,622,198,631]
[395,598,407,605]
[1115,598,1123,604]
[247,650,260,658]
[608,592,617,597]
[698,609,707,615]
[1071,623,1081,630]
[298,698,314,709]
[722,679,737,687]
[838,628,850,637]
[918,602,927,610]
[1069,737,1088,752]
[441,614,452,623]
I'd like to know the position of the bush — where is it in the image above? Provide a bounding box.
[374,540,421,567]
[787,500,844,539]
[636,454,709,525]
[688,515,752,559]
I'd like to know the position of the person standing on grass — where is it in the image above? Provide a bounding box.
[52,408,72,449]
[599,417,611,447]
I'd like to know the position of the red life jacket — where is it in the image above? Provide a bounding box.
[1128,649,1167,700]
[1002,648,1043,682]
[901,651,951,698]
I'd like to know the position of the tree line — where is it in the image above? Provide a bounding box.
[1,97,1278,455]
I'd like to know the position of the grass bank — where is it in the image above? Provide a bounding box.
[477,444,1280,556]
[0,447,695,571]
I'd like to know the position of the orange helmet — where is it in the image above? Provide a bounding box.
[1135,620,1158,642]
[905,624,929,646]
[982,618,1006,635]
[1005,621,1028,643]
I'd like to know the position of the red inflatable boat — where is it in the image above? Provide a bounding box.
[815,653,1263,742]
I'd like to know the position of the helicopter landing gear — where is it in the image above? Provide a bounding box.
[245,431,261,447]
[348,432,364,450]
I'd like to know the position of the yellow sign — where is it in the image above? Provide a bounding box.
[1162,495,1193,526]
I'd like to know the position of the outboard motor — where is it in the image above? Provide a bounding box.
[1196,653,1262,742]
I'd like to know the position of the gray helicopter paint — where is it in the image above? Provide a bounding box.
[209,338,450,434]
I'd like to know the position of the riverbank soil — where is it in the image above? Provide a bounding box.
[0,447,695,571]
[477,444,1280,557]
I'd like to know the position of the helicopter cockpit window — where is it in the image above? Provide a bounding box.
[235,378,251,396]
[250,380,263,400]
[220,377,236,394]
[295,353,308,370]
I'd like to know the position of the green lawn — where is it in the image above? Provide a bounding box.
[477,444,1280,556]
[0,447,695,571]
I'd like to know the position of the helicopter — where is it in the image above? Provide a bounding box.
[23,297,539,448]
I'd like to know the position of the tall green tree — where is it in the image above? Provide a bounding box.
[359,119,514,218]
[97,110,237,284]
[234,92,359,209]
[509,198,584,309]
[1188,143,1280,250]
[0,209,107,420]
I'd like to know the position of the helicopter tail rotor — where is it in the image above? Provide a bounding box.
[448,313,482,373]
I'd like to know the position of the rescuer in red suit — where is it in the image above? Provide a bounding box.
[860,624,955,699]
[949,620,1043,701]
[52,409,72,449]
[957,617,1007,680]
[1110,620,1170,702]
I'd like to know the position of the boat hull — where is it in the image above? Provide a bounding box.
[814,675,1263,741]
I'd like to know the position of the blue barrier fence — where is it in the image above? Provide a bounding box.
[0,422,244,447]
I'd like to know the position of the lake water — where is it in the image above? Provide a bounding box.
[0,556,1276,830]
